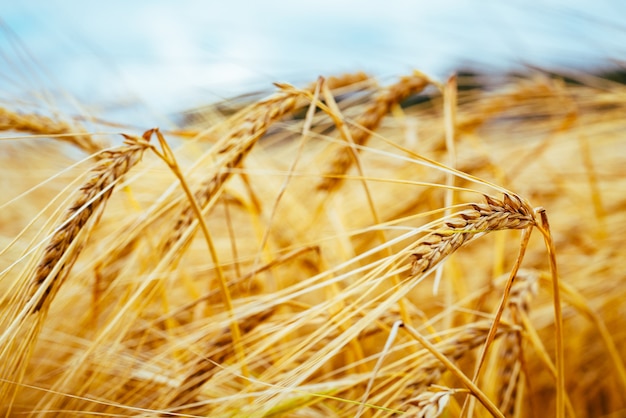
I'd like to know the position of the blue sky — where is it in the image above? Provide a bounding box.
[2,0,624,117]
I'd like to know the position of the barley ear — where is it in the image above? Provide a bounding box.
[410,194,535,277]
[0,106,105,156]
[28,131,151,313]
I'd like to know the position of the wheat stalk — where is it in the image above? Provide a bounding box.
[317,71,430,192]
[361,322,514,417]
[496,270,538,414]
[402,323,509,418]
[403,321,515,396]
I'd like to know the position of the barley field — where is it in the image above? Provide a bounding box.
[1,69,625,417]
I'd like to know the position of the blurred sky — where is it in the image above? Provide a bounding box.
[1,0,625,118]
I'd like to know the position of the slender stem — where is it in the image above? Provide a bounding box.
[535,208,565,418]
[151,129,247,378]
[402,323,505,418]
[356,320,403,418]
[312,87,413,328]
[460,226,532,417]
[556,278,626,394]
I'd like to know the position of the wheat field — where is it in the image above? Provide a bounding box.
[1,69,625,417]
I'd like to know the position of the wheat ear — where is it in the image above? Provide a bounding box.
[402,389,453,418]
[161,89,303,255]
[164,73,366,254]
[28,131,150,312]
[0,131,149,410]
[410,194,535,276]
[0,106,104,156]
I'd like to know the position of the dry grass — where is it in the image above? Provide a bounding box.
[1,69,626,417]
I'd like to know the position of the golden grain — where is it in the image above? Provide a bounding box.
[0,106,104,155]
[28,132,150,312]
[410,194,535,276]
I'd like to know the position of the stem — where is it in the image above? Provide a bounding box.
[535,207,565,418]
[402,323,505,418]
[313,87,413,328]
[460,226,532,417]
[151,129,247,378]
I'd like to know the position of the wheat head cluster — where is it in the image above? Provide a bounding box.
[0,69,625,417]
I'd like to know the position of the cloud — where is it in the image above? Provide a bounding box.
[2,0,624,114]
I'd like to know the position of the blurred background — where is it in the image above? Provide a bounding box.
[2,0,624,120]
